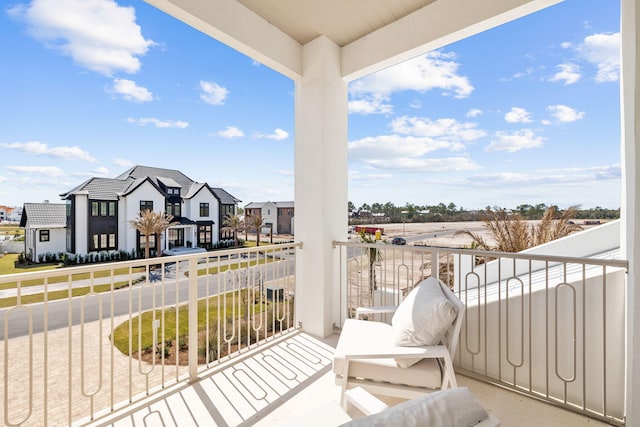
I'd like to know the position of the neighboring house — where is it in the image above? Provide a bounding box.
[245,201,294,234]
[0,205,21,223]
[59,165,240,258]
[212,188,242,240]
[20,202,67,262]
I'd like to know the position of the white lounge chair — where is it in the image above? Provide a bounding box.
[333,277,465,404]
[341,386,500,426]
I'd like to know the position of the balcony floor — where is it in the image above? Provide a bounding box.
[79,330,610,427]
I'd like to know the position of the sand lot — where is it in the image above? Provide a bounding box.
[350,221,488,248]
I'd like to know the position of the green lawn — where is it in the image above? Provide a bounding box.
[0,253,59,276]
[111,289,265,354]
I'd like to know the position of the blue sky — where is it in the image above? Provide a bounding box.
[0,0,621,210]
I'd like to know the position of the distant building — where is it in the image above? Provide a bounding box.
[244,201,294,235]
[0,205,21,222]
[20,202,67,262]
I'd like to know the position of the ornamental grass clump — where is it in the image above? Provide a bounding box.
[457,206,582,252]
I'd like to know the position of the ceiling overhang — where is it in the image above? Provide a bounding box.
[145,0,563,81]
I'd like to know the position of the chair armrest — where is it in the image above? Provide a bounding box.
[342,344,450,361]
[339,344,457,407]
[355,306,397,319]
[344,386,388,416]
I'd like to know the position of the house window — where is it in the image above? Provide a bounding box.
[91,202,99,216]
[200,203,209,217]
[167,188,180,195]
[91,233,117,251]
[138,234,156,252]
[100,202,107,216]
[108,202,116,216]
[198,224,212,246]
[39,230,50,242]
[166,201,181,217]
[140,200,153,211]
[168,228,184,247]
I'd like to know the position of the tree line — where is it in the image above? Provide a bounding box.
[348,201,620,224]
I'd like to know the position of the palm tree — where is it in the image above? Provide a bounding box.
[358,230,383,292]
[456,206,582,252]
[129,210,177,258]
[251,214,264,247]
[222,213,244,248]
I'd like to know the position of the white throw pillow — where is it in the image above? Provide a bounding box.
[340,387,489,427]
[391,277,457,368]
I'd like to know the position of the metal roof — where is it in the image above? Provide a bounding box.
[212,188,242,205]
[20,203,67,228]
[61,166,240,204]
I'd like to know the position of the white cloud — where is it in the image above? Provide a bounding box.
[578,32,620,82]
[199,80,228,105]
[348,95,393,115]
[217,126,244,139]
[93,166,110,175]
[451,165,620,189]
[390,116,485,145]
[113,158,133,168]
[504,107,533,124]
[349,170,393,181]
[350,51,473,99]
[72,166,110,177]
[349,134,479,172]
[8,0,154,76]
[6,165,64,177]
[548,63,581,85]
[466,109,483,118]
[1,140,95,162]
[126,117,189,128]
[485,129,544,153]
[264,128,289,141]
[409,100,422,109]
[111,78,153,102]
[547,104,585,123]
[277,169,294,176]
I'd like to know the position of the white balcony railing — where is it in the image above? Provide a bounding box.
[333,241,628,425]
[0,243,300,426]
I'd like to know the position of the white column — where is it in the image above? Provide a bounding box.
[294,35,348,338]
[621,0,640,424]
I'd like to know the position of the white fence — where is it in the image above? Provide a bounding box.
[0,243,300,426]
[334,241,628,425]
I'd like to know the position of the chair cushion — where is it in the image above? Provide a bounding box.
[340,387,489,427]
[333,319,442,389]
[391,278,457,367]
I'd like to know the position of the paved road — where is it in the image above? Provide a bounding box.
[0,257,295,339]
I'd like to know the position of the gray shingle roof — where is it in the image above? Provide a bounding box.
[117,166,195,195]
[61,177,134,200]
[21,203,66,228]
[61,165,240,205]
[212,188,241,204]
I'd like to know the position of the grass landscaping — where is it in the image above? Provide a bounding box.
[111,289,294,365]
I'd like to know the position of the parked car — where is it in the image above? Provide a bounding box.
[391,237,407,245]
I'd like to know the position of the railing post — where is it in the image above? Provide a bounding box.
[188,257,198,382]
[431,250,439,280]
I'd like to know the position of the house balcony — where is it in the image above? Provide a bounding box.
[0,240,628,426]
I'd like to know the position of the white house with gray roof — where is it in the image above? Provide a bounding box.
[56,165,240,259]
[245,201,294,235]
[20,202,67,262]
